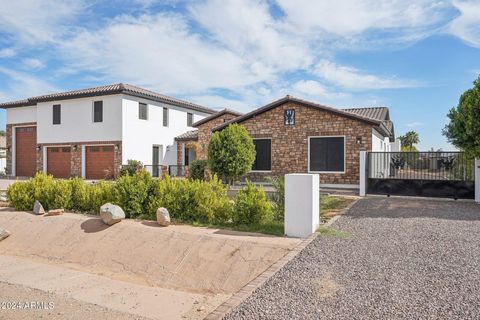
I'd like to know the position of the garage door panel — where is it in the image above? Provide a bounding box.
[15,126,37,177]
[86,146,114,180]
[47,147,71,178]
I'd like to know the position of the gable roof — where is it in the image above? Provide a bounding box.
[193,108,243,127]
[343,107,390,122]
[0,83,217,114]
[214,96,382,132]
[175,130,198,141]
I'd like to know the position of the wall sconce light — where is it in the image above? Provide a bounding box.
[36,145,41,152]
[356,136,362,145]
[114,144,119,151]
[72,145,78,151]
[7,147,10,152]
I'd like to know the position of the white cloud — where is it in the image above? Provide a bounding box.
[313,59,419,90]
[0,48,16,58]
[448,0,480,48]
[0,67,58,100]
[22,58,45,69]
[0,0,84,45]
[406,121,424,127]
[292,80,345,99]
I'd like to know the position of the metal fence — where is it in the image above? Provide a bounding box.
[368,152,475,181]
[168,165,186,177]
[143,165,163,178]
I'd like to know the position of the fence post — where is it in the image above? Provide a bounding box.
[359,151,367,197]
[475,158,480,203]
[284,174,319,238]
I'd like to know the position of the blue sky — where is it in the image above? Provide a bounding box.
[0,0,479,150]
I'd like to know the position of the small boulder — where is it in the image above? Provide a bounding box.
[45,209,64,216]
[156,207,170,226]
[33,200,45,215]
[100,203,125,225]
[0,228,10,241]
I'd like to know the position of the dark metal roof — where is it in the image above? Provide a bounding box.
[343,107,390,121]
[192,108,243,127]
[213,96,382,132]
[175,130,198,141]
[0,83,216,114]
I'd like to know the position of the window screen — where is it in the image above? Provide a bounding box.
[163,108,169,127]
[93,101,103,123]
[53,104,61,125]
[139,103,148,120]
[187,113,193,126]
[309,137,345,172]
[252,139,272,171]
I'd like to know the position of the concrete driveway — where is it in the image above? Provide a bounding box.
[226,197,480,320]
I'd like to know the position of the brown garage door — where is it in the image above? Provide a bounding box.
[47,147,71,178]
[15,126,37,177]
[86,145,115,179]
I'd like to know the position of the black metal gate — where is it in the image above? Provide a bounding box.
[367,152,475,199]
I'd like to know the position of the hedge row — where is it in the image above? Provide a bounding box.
[7,171,272,225]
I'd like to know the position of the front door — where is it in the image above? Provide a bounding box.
[152,145,163,177]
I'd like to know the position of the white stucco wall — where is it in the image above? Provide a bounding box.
[36,95,123,144]
[121,95,209,165]
[371,129,391,152]
[390,138,401,152]
[6,106,37,124]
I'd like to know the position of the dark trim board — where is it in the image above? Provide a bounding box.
[367,178,475,199]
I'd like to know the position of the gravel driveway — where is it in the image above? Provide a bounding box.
[225,197,480,320]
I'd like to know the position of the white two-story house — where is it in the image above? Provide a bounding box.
[0,83,215,179]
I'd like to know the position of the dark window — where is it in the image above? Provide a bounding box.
[53,104,61,125]
[93,101,103,123]
[309,137,345,172]
[163,108,169,127]
[284,109,295,125]
[139,102,148,120]
[252,139,272,171]
[187,113,193,126]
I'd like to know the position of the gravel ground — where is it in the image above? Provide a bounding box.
[225,197,480,320]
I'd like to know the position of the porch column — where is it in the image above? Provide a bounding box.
[475,158,480,203]
[359,151,367,197]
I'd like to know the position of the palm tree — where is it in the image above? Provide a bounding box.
[399,131,420,150]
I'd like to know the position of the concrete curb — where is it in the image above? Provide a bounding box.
[204,233,318,320]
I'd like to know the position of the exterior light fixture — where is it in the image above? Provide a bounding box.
[72,145,78,151]
[36,145,41,152]
[114,144,119,151]
[356,137,362,144]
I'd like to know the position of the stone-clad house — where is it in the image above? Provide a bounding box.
[176,96,396,188]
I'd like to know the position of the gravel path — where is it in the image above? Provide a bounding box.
[225,197,480,320]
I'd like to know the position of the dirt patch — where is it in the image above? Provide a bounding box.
[314,273,342,298]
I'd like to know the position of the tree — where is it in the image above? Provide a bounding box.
[399,131,420,150]
[207,124,256,184]
[443,76,480,157]
[0,130,5,137]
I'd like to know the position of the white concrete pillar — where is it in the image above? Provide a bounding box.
[359,151,367,197]
[475,158,480,203]
[285,173,320,238]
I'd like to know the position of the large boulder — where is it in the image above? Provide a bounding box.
[33,200,45,215]
[156,207,170,226]
[100,203,125,226]
[0,228,10,241]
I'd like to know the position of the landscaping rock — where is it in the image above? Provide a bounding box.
[156,207,170,226]
[33,200,45,215]
[45,209,64,216]
[100,203,125,225]
[0,228,10,241]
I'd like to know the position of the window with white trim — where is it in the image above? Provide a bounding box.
[309,137,345,172]
[252,139,271,171]
[139,102,148,120]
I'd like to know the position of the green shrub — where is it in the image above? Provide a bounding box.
[69,177,90,212]
[115,170,153,218]
[189,159,208,180]
[120,160,143,176]
[30,172,55,209]
[147,175,232,223]
[49,179,72,209]
[87,181,115,214]
[266,176,284,222]
[7,179,34,211]
[233,181,272,225]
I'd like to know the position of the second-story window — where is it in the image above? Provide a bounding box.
[139,102,148,120]
[187,112,193,127]
[163,107,169,127]
[93,101,103,123]
[52,104,61,125]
